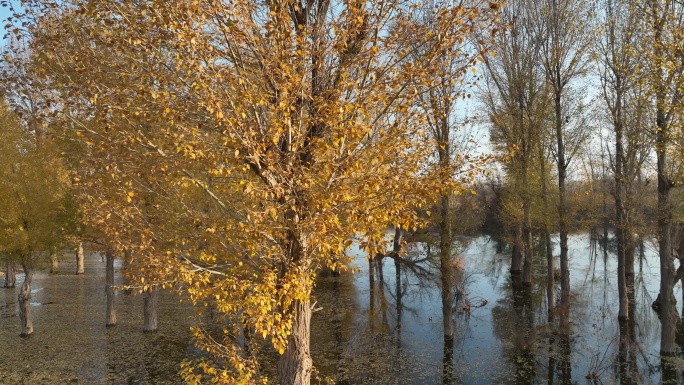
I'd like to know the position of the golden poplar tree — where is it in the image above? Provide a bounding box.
[11,0,501,383]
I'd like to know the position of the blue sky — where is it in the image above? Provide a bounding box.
[0,1,22,46]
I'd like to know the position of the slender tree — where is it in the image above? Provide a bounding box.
[534,0,593,322]
[642,0,684,356]
[0,102,69,336]
[481,0,547,286]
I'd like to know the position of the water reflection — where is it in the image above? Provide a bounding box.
[310,232,669,384]
[0,233,675,384]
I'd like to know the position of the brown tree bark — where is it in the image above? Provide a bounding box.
[143,284,159,332]
[76,241,85,274]
[105,251,116,327]
[18,267,34,337]
[277,299,313,385]
[4,263,16,288]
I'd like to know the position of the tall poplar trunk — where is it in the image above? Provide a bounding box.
[143,285,159,332]
[105,251,116,327]
[277,299,313,385]
[522,202,533,286]
[4,263,15,288]
[554,82,570,326]
[439,193,455,341]
[76,241,85,274]
[656,141,676,356]
[651,2,677,355]
[521,156,533,286]
[539,144,554,321]
[614,84,629,321]
[18,267,34,337]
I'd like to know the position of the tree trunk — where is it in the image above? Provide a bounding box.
[76,241,85,274]
[554,86,570,327]
[614,79,629,321]
[143,285,159,332]
[544,230,554,321]
[442,337,454,385]
[650,0,677,357]
[4,263,15,288]
[105,251,117,327]
[18,268,34,337]
[511,224,523,275]
[625,235,635,276]
[522,222,533,286]
[656,181,677,355]
[522,163,533,286]
[277,299,313,385]
[540,141,554,321]
[50,250,59,274]
[439,193,455,341]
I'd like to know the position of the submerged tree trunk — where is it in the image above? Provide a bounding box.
[656,181,677,355]
[554,89,570,327]
[105,251,116,327]
[511,224,523,275]
[18,268,34,337]
[4,263,16,288]
[277,299,313,385]
[50,249,59,274]
[521,162,533,286]
[439,193,455,341]
[540,141,554,320]
[614,82,629,321]
[522,222,533,286]
[76,241,85,274]
[143,285,159,332]
[442,337,454,385]
[650,0,677,357]
[544,230,554,321]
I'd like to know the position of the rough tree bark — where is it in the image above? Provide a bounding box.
[143,284,159,332]
[277,299,313,385]
[105,251,116,327]
[76,241,85,274]
[4,263,16,288]
[18,267,34,337]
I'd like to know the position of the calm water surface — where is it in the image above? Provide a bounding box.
[0,234,678,384]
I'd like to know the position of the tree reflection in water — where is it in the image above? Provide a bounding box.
[307,233,670,384]
[1,233,677,383]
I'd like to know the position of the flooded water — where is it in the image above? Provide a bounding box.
[0,233,678,384]
[0,253,197,384]
[311,232,672,384]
